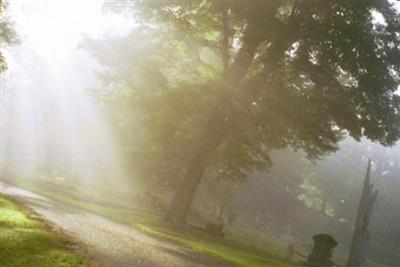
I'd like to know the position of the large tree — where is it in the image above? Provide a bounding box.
[101,0,400,223]
[0,0,16,72]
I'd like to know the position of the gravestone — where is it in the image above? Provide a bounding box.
[305,234,338,267]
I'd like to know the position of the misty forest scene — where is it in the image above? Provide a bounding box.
[3,1,400,267]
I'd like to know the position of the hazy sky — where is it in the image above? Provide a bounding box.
[1,0,135,183]
[7,0,132,67]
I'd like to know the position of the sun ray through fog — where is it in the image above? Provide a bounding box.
[3,0,134,193]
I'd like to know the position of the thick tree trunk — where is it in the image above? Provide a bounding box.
[164,10,264,223]
[164,2,299,224]
[164,105,231,223]
[164,46,267,223]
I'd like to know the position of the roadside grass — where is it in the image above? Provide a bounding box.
[0,195,90,267]
[133,223,301,267]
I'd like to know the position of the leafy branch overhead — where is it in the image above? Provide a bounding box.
[96,1,400,181]
[0,0,17,72]
[95,0,400,222]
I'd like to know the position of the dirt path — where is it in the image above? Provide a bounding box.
[1,184,228,267]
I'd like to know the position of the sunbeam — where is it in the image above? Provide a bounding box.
[2,0,134,198]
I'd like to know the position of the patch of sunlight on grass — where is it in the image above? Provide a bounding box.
[133,223,302,267]
[0,198,37,228]
[0,196,91,267]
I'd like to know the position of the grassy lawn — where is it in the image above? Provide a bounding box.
[134,223,301,267]
[0,195,90,267]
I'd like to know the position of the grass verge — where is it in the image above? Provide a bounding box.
[134,223,301,267]
[0,195,90,267]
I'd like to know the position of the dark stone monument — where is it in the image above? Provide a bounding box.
[305,234,338,267]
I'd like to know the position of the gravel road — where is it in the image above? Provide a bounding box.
[1,184,228,267]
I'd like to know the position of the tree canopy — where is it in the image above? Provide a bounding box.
[0,0,16,72]
[94,0,400,222]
